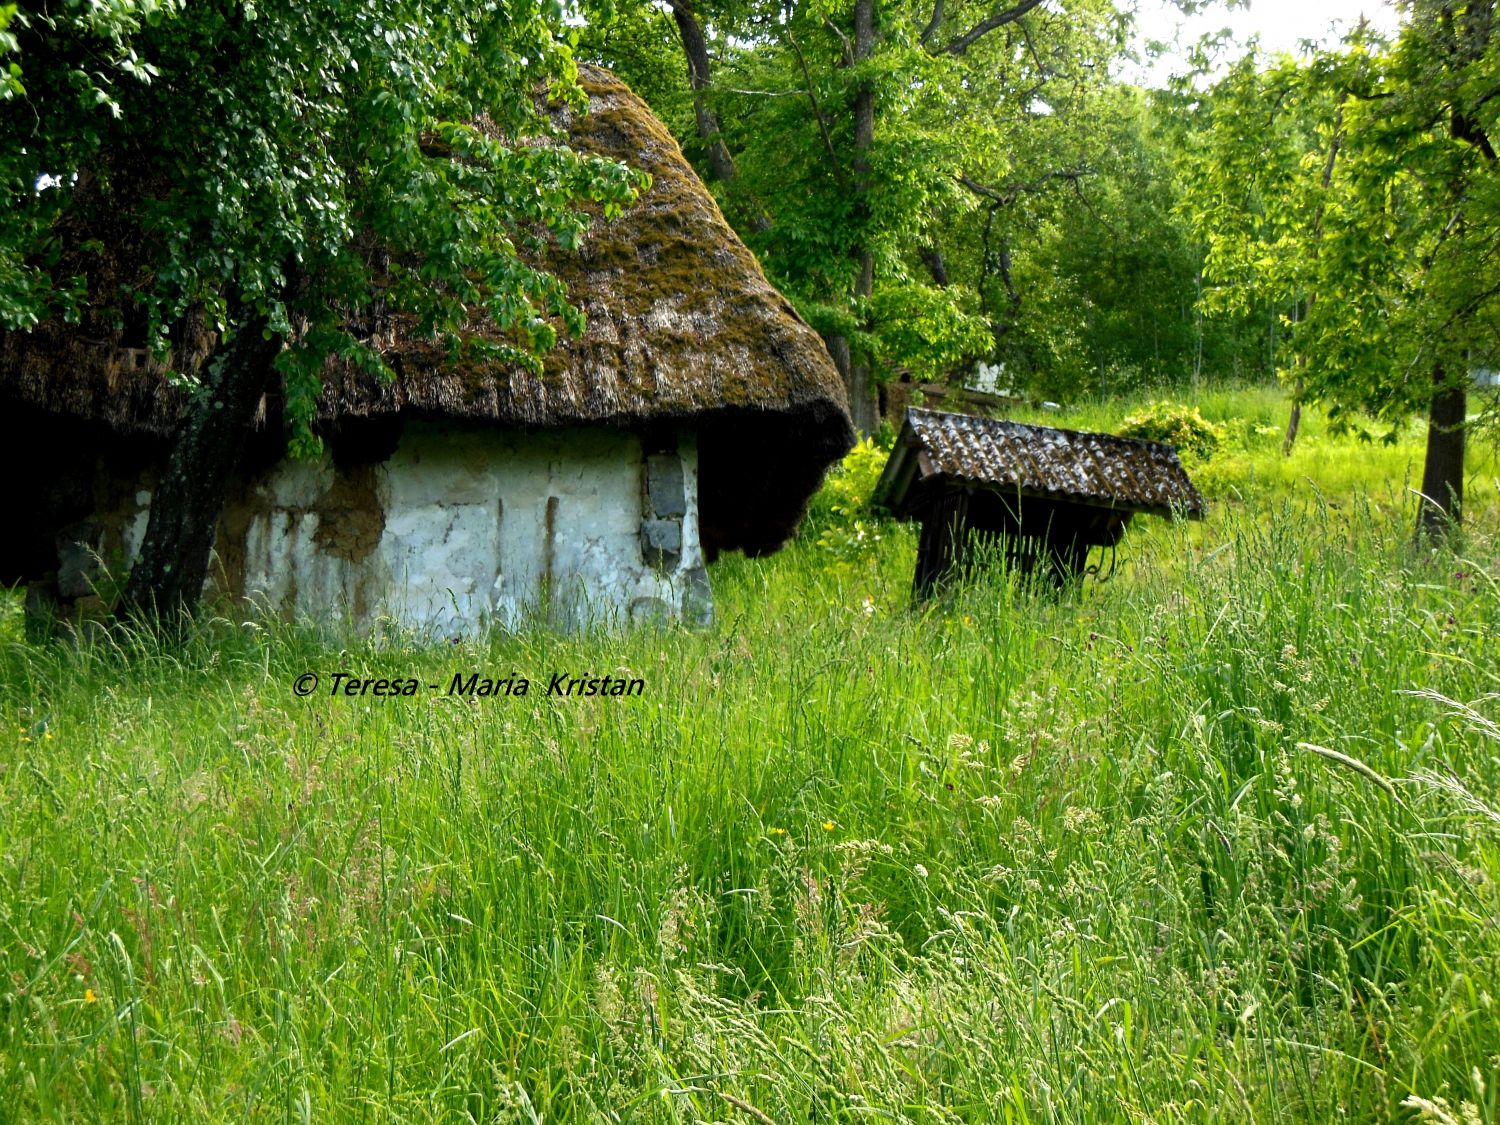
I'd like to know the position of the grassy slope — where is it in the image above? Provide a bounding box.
[1,387,1498,1122]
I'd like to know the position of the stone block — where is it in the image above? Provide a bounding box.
[69,596,112,642]
[641,517,682,569]
[630,596,670,627]
[682,565,713,627]
[645,453,687,517]
[56,522,102,599]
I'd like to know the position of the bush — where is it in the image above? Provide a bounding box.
[808,436,896,563]
[1117,401,1225,460]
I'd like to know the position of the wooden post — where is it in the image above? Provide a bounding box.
[912,489,970,600]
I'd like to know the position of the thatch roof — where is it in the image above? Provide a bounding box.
[0,66,853,557]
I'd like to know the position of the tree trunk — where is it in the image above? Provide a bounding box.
[669,0,740,187]
[1284,300,1305,456]
[848,245,878,434]
[1286,100,1345,457]
[921,245,950,288]
[845,0,878,435]
[1282,378,1303,456]
[824,330,877,435]
[1410,44,1487,541]
[116,299,284,630]
[847,351,878,434]
[823,331,852,395]
[1415,362,1465,543]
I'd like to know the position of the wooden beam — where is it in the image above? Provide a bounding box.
[912,489,971,601]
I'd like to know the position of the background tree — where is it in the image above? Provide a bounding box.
[583,0,1137,430]
[945,80,1273,400]
[583,0,1271,420]
[1172,41,1370,452]
[1319,0,1497,539]
[1,0,643,626]
[1177,2,1497,536]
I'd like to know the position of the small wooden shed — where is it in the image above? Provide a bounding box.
[874,408,1205,597]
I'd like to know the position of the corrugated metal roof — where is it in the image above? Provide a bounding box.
[889,408,1205,518]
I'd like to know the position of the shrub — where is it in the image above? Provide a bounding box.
[1117,400,1225,460]
[808,436,896,563]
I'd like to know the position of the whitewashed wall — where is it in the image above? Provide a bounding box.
[119,423,710,635]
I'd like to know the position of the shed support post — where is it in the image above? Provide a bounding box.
[912,490,969,601]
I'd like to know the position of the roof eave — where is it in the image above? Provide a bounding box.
[889,471,1205,521]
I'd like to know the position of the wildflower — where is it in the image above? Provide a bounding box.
[84,989,96,1004]
[768,827,786,836]
[913,864,928,878]
[822,821,835,832]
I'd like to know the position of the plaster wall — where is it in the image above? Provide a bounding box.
[116,423,709,635]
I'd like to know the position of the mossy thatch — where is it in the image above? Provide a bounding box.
[0,66,853,558]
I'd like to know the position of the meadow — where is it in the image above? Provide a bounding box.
[2,387,1498,1123]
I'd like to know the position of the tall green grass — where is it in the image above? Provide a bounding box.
[1,391,1498,1121]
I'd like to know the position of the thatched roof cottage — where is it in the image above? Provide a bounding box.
[0,67,854,634]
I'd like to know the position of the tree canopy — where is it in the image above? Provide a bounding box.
[581,0,1281,421]
[3,0,643,393]
[1175,1,1498,532]
[1,0,645,620]
[581,0,1496,536]
[6,0,1498,627]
